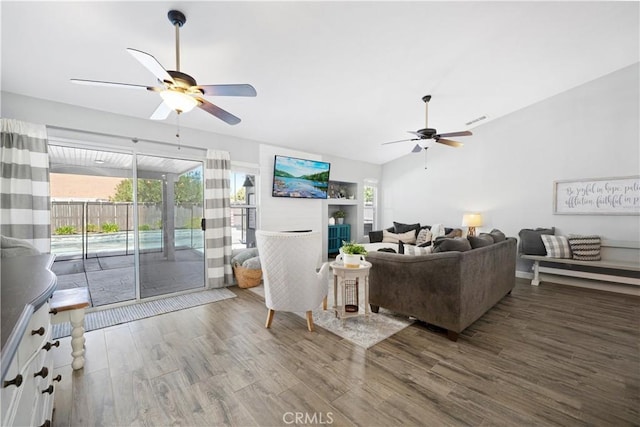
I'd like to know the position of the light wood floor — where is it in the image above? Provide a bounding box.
[51,279,640,426]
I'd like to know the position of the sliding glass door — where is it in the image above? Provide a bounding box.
[136,154,205,299]
[50,145,205,307]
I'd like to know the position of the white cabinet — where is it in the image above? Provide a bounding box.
[1,254,58,427]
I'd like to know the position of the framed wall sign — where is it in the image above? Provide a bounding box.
[553,176,640,215]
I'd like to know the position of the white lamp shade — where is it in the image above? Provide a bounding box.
[462,213,483,227]
[159,90,199,113]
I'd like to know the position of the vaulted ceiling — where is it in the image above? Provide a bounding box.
[2,1,638,164]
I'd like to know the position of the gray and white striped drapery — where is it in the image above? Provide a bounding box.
[0,119,50,253]
[204,149,233,287]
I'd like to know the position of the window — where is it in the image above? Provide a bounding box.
[363,180,377,236]
[230,169,258,249]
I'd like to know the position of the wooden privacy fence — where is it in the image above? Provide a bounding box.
[51,201,203,233]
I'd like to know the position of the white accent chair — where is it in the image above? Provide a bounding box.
[255,230,330,332]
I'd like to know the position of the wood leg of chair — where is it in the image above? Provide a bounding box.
[265,309,275,328]
[322,296,327,311]
[306,311,314,332]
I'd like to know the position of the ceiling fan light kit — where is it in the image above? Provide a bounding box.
[159,90,198,113]
[70,9,256,125]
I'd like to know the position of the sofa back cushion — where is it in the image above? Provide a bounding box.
[433,237,472,253]
[468,234,494,249]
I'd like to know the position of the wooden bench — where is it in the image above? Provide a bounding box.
[50,288,90,370]
[520,240,640,294]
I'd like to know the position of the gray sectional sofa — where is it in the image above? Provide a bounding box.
[366,237,517,341]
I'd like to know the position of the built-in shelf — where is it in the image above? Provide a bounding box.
[328,180,357,200]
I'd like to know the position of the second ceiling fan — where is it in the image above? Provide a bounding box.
[383,95,472,153]
[71,10,256,125]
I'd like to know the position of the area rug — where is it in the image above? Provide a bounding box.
[51,288,236,339]
[248,284,413,349]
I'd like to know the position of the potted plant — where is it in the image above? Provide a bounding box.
[340,241,367,268]
[333,210,346,224]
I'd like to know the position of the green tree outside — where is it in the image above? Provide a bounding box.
[111,174,202,204]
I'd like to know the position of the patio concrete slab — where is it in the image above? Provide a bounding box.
[55,272,88,291]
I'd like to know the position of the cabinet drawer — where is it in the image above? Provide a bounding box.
[18,302,51,364]
[1,352,20,425]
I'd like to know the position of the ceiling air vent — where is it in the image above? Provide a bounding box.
[465,115,487,126]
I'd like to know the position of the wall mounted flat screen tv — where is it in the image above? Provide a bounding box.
[272,155,330,199]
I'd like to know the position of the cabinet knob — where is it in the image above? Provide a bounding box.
[42,340,60,351]
[34,367,49,378]
[3,374,23,388]
[49,308,58,315]
[41,385,54,395]
[31,326,45,336]
[40,420,51,427]
[53,374,62,382]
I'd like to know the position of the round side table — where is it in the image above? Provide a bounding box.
[329,260,372,322]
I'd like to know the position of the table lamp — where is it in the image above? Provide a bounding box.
[462,213,483,237]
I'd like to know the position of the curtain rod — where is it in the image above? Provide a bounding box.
[46,125,207,153]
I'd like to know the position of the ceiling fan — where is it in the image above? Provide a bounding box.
[71,10,256,125]
[382,95,472,153]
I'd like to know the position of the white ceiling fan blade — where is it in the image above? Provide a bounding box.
[382,138,420,146]
[70,79,159,91]
[150,102,172,120]
[436,130,472,138]
[127,48,174,84]
[196,98,241,125]
[196,84,257,97]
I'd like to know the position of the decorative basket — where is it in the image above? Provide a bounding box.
[233,264,262,288]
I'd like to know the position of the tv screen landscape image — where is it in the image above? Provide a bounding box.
[272,155,330,199]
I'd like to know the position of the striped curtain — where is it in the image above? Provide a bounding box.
[204,149,233,287]
[1,119,50,253]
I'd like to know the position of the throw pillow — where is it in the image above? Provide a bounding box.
[430,223,446,239]
[433,237,472,253]
[540,235,572,259]
[490,229,506,242]
[444,228,463,238]
[416,228,432,245]
[393,221,421,237]
[404,245,433,256]
[398,240,405,254]
[468,234,494,249]
[568,235,602,261]
[377,248,397,253]
[382,229,417,244]
[519,227,555,255]
[479,232,495,243]
[368,230,384,243]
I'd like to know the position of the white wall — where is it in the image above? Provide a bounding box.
[381,63,639,271]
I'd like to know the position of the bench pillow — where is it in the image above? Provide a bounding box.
[540,235,572,259]
[568,235,601,261]
[519,227,555,255]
